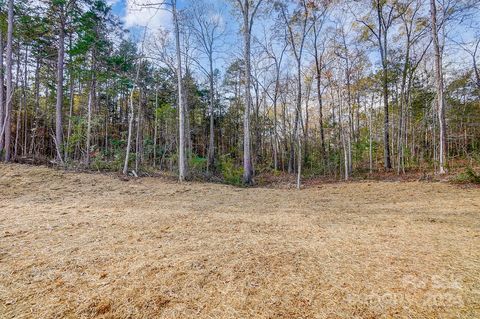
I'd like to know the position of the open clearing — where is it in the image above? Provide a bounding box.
[0,164,479,319]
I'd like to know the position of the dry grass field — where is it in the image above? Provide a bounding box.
[0,164,479,319]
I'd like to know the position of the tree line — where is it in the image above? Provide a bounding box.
[0,0,479,187]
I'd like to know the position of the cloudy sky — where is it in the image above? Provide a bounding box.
[111,0,173,31]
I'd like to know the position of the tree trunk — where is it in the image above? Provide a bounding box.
[65,36,74,161]
[430,0,447,174]
[153,89,158,167]
[0,29,4,152]
[303,80,311,166]
[207,55,215,171]
[272,65,280,171]
[21,48,29,156]
[3,0,14,162]
[473,42,480,89]
[123,88,135,175]
[294,59,302,189]
[14,49,24,159]
[369,94,374,174]
[183,70,192,160]
[345,60,353,175]
[135,89,143,172]
[242,3,253,185]
[85,83,93,167]
[55,18,65,162]
[173,0,186,181]
[314,46,326,164]
[377,2,392,170]
[338,89,348,180]
[122,30,144,176]
[29,58,40,156]
[397,38,410,175]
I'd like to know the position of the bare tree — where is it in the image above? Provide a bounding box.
[123,28,147,176]
[311,4,329,166]
[334,22,356,177]
[234,0,264,185]
[355,0,405,170]
[132,0,187,180]
[454,34,480,90]
[256,28,288,171]
[187,1,225,172]
[396,0,429,174]
[279,0,313,188]
[473,38,480,89]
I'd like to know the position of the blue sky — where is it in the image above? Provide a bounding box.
[107,0,480,78]
[110,0,126,18]
[109,0,231,33]
[108,0,242,78]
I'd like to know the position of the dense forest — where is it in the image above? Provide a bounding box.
[0,0,479,186]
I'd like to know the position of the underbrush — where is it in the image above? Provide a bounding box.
[453,167,480,184]
[218,154,243,186]
[13,154,480,187]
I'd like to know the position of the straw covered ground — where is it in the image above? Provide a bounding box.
[0,164,479,319]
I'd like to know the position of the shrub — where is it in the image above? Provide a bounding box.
[219,154,243,186]
[454,167,480,184]
[189,155,207,176]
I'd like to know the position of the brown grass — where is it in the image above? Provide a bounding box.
[0,163,479,319]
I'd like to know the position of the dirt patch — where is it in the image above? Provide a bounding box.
[1,163,479,318]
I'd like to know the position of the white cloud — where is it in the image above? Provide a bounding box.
[106,0,120,6]
[123,0,172,30]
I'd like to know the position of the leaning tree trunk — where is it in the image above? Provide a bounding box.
[123,27,146,176]
[397,38,411,175]
[272,60,281,171]
[430,0,447,174]
[122,88,135,175]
